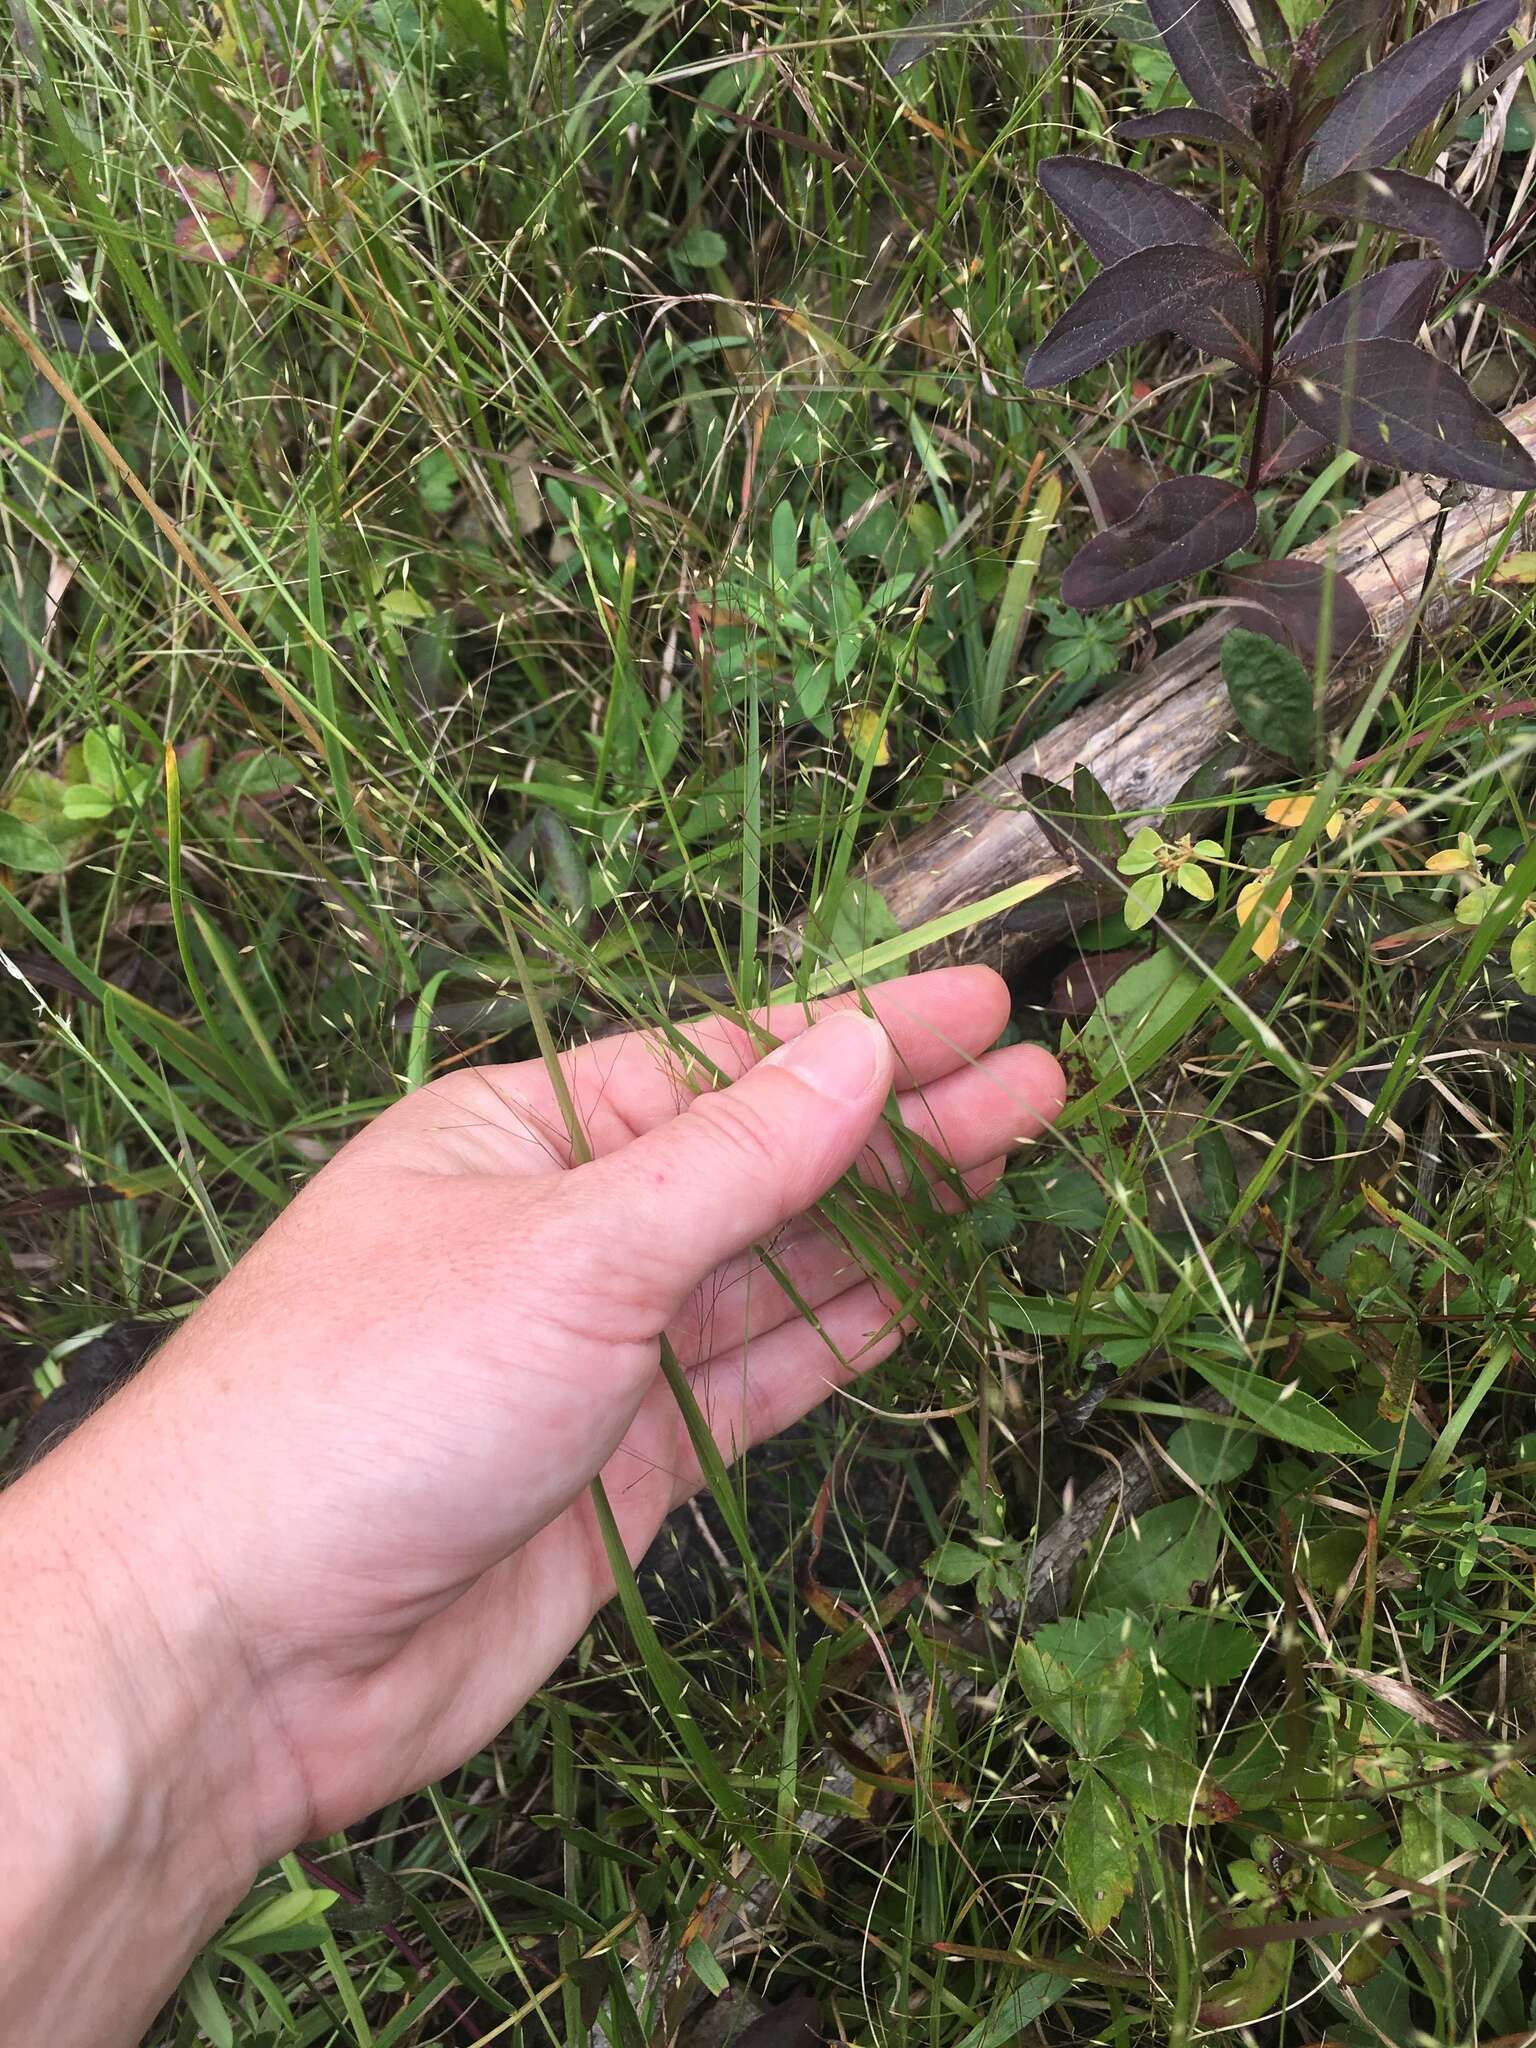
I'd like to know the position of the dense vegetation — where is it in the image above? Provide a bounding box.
[4,0,1536,2039]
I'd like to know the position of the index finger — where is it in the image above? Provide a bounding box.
[562,965,1014,1142]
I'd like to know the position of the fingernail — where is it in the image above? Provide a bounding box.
[759,1010,887,1101]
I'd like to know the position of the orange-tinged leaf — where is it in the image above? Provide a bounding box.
[174,218,250,261]
[226,161,280,226]
[1263,794,1319,829]
[1237,874,1291,961]
[158,163,234,209]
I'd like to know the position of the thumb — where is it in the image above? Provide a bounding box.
[576,1009,896,1314]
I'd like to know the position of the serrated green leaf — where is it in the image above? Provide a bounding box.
[1032,1611,1155,1681]
[1017,1641,1142,1755]
[1060,1773,1136,1934]
[1222,627,1314,768]
[1100,1740,1239,1822]
[1085,1496,1220,1614]
[928,1540,986,1586]
[1190,1357,1373,1456]
[1155,1605,1261,1687]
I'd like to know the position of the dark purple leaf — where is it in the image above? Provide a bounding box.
[1023,244,1261,387]
[883,0,1011,77]
[736,1999,825,2048]
[1222,558,1371,663]
[1258,417,1331,479]
[1038,157,1227,267]
[1248,0,1291,68]
[1112,109,1259,155]
[1264,262,1441,477]
[1277,336,1536,489]
[1303,169,1486,270]
[1017,766,1127,869]
[1310,0,1395,95]
[1315,0,1393,65]
[1146,0,1266,127]
[1061,474,1257,607]
[1088,446,1166,525]
[1479,275,1536,345]
[1301,0,1519,192]
[1278,259,1441,364]
[1047,948,1150,1017]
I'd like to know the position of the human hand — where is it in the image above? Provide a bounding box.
[0,967,1063,2042]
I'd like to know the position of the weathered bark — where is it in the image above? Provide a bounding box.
[840,401,1536,975]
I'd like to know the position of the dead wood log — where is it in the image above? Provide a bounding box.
[835,400,1536,978]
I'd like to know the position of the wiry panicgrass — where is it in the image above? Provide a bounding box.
[6,0,1536,2039]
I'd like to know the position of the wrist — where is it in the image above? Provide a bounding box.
[0,1392,304,2045]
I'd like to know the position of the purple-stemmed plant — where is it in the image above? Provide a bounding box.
[1024,0,1536,615]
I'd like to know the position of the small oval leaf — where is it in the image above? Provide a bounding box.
[1061,474,1257,608]
[1222,626,1314,767]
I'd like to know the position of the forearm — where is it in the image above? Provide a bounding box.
[0,1402,277,2047]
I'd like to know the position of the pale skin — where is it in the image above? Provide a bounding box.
[0,965,1066,2045]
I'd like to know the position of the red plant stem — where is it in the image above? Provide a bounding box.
[1346,698,1536,772]
[291,1847,481,2044]
[1244,178,1287,494]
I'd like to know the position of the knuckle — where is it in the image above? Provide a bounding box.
[688,1087,783,1182]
